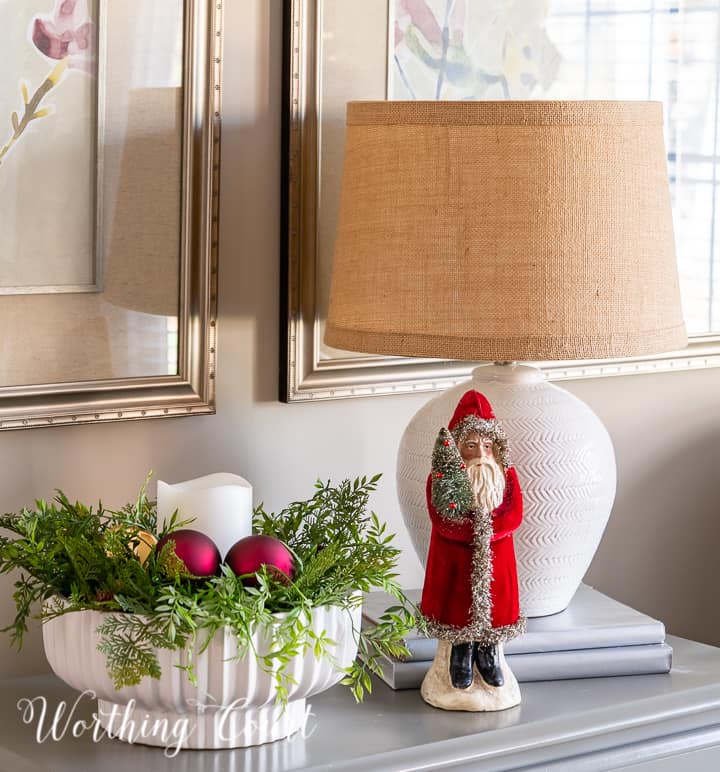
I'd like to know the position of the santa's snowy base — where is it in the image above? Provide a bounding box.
[420,641,521,712]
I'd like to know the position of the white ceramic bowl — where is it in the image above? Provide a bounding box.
[42,601,360,749]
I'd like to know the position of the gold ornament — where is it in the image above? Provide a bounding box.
[106,527,157,566]
[130,530,157,565]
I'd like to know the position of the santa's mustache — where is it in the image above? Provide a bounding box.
[465,456,494,468]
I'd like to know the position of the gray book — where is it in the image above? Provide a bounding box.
[362,584,666,662]
[363,643,674,690]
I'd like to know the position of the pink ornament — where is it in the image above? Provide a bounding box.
[156,529,221,578]
[225,535,295,584]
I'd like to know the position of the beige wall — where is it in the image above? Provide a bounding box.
[1,0,719,677]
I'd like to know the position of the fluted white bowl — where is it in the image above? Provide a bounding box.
[42,601,360,749]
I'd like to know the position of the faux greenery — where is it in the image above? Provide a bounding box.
[0,474,418,704]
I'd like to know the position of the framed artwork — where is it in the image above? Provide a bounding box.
[0,0,100,294]
[282,0,720,402]
[0,0,221,429]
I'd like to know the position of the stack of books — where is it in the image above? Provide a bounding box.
[361,584,673,690]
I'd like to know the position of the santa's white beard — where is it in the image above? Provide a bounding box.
[466,457,506,512]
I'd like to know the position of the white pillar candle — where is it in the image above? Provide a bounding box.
[156,473,253,559]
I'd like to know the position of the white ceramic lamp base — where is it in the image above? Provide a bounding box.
[397,364,616,617]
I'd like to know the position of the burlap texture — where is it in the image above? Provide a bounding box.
[325,101,687,361]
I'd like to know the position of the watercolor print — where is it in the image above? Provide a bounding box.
[0,0,98,292]
[390,0,560,100]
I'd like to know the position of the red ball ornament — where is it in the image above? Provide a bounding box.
[156,529,221,578]
[449,502,457,510]
[460,463,466,470]
[436,472,444,479]
[443,440,450,446]
[225,535,295,584]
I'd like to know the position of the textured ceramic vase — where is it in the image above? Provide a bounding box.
[43,602,360,749]
[397,364,616,617]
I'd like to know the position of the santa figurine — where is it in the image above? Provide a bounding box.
[418,390,525,711]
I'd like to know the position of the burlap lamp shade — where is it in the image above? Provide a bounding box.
[326,100,686,360]
[325,101,687,617]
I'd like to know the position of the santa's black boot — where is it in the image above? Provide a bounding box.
[449,642,474,689]
[474,643,504,687]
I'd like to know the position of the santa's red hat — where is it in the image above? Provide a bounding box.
[448,390,496,430]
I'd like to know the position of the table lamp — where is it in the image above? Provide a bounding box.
[325,101,687,616]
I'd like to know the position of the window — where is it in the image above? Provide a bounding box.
[546,1,719,334]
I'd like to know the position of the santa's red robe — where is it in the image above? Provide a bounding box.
[419,466,525,644]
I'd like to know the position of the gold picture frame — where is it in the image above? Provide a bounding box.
[0,0,221,430]
[281,0,720,402]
